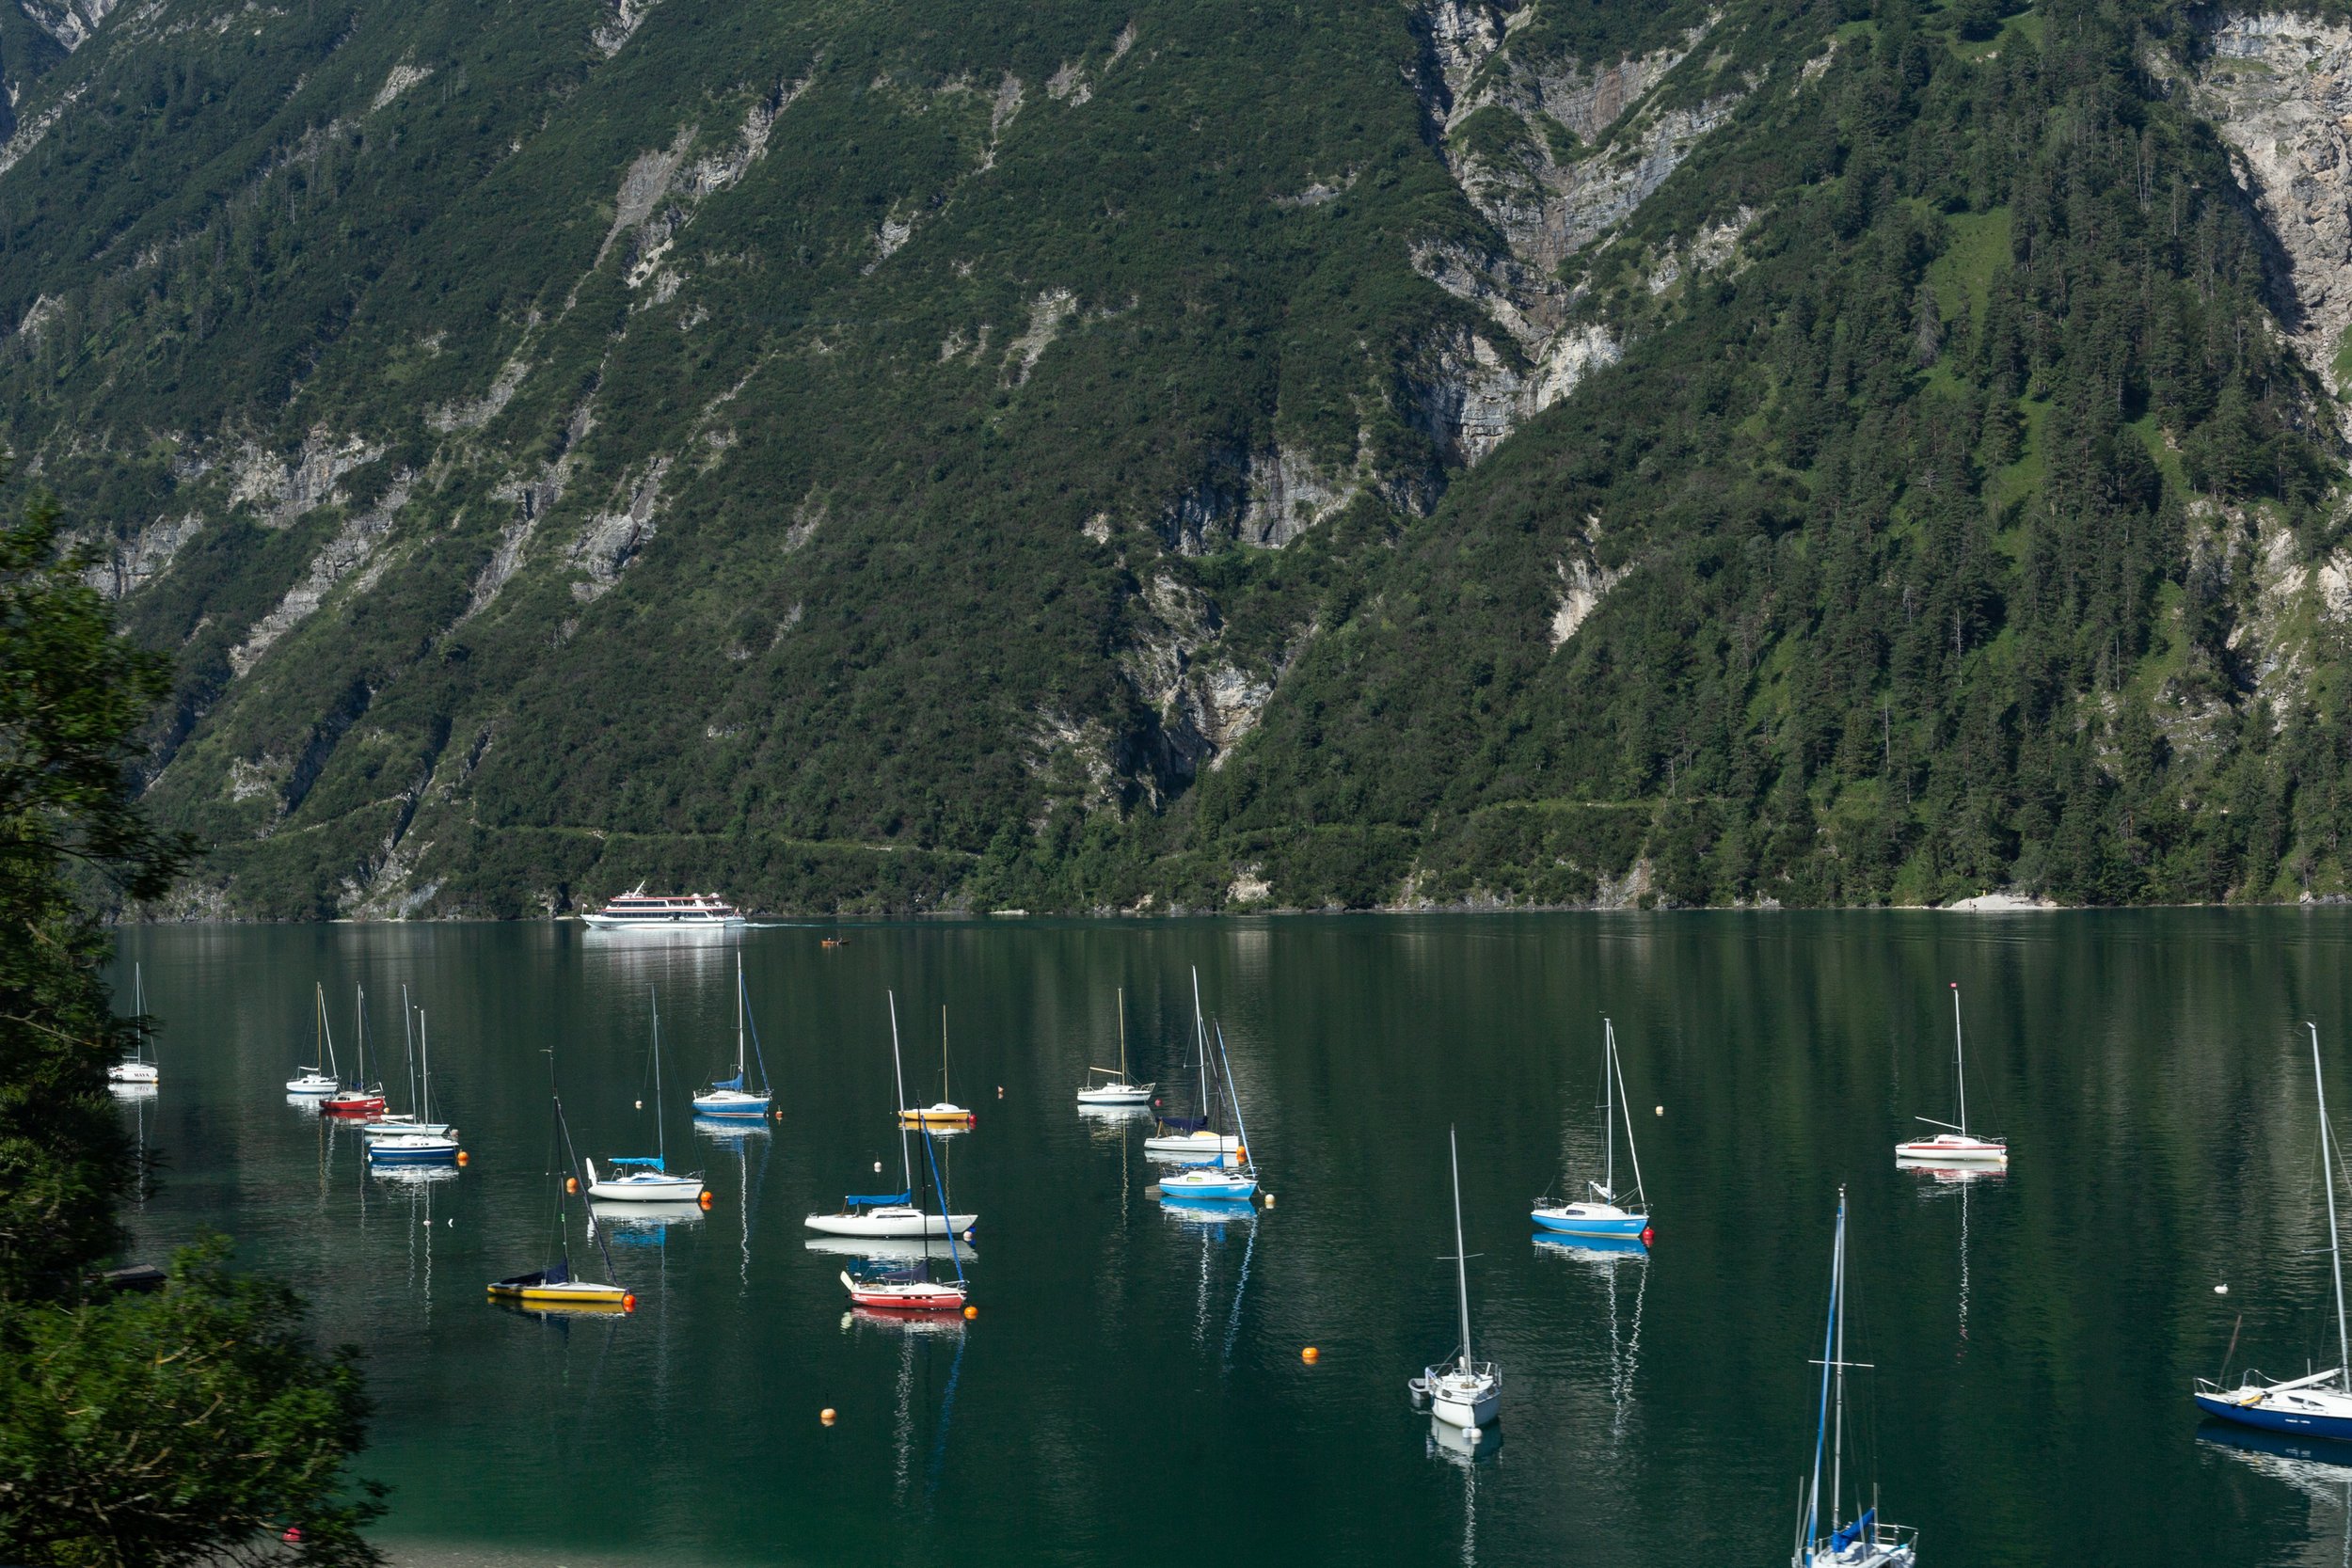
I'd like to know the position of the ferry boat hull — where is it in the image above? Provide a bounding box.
[581,889,746,930]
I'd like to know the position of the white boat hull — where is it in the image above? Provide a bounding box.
[1076,1084,1152,1105]
[107,1063,158,1085]
[584,1160,706,1202]
[1145,1131,1241,1161]
[1422,1368,1500,1430]
[1894,1134,2007,1164]
[804,1208,977,1239]
[286,1073,338,1095]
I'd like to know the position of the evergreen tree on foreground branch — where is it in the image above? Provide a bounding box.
[0,479,383,1566]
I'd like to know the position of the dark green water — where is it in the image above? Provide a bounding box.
[108,912,2352,1566]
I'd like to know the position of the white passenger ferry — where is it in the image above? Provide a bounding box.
[580,885,746,931]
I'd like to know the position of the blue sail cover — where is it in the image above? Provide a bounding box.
[612,1157,665,1169]
[846,1190,912,1207]
[1827,1509,1876,1554]
[709,1074,745,1092]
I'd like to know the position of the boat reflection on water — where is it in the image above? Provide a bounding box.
[1427,1413,1503,1464]
[592,1198,707,1243]
[695,1114,768,1291]
[805,1234,977,1263]
[2200,1420,2352,1561]
[1901,1157,1997,1354]
[1426,1415,1499,1568]
[1896,1155,2007,1186]
[1157,1194,1257,1232]
[1534,1229,1647,1430]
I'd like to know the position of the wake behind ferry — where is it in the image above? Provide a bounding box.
[580,886,747,931]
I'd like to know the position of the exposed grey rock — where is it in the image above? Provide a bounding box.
[229,474,414,675]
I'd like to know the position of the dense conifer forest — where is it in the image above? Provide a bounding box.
[4,0,2352,913]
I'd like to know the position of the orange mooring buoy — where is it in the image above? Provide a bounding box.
[1301,1346,1320,1363]
[962,1305,978,1320]
[622,1293,637,1313]
[698,1190,714,1210]
[565,1176,579,1195]
[455,1150,469,1166]
[820,1407,837,1425]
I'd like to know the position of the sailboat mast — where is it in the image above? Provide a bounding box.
[943,1005,951,1104]
[133,963,145,1064]
[402,985,417,1115]
[652,990,666,1166]
[1602,1019,1616,1198]
[888,992,913,1197]
[1610,1023,1647,1206]
[355,984,366,1088]
[319,984,338,1078]
[1830,1189,1848,1534]
[736,955,748,1079]
[1951,983,1968,1138]
[1451,1126,1474,1370]
[2314,1024,2351,1390]
[1191,967,1209,1117]
[1118,987,1128,1080]
[1804,1191,1841,1560]
[419,1010,431,1123]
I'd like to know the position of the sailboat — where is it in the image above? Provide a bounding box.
[1532,1018,1652,1241]
[108,964,159,1088]
[366,1010,461,1165]
[286,983,341,1095]
[361,990,455,1137]
[320,984,388,1117]
[1146,969,1243,1163]
[840,1119,970,1312]
[2194,1024,2352,1440]
[807,993,979,1239]
[588,990,707,1202]
[488,1085,633,1312]
[1791,1188,1917,1568]
[691,956,774,1120]
[1157,1022,1259,1201]
[899,1006,976,1129]
[1409,1127,1501,1433]
[1895,983,2007,1165]
[1077,987,1154,1106]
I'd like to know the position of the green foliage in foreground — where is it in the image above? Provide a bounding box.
[0,482,379,1564]
[0,1239,382,1568]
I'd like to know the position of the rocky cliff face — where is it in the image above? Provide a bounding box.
[2176,11,2352,406]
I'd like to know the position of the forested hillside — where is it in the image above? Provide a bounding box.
[4,0,2350,914]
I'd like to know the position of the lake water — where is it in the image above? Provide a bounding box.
[107,911,2352,1566]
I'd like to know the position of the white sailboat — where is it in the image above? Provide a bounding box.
[366,1009,461,1165]
[1792,1188,1917,1568]
[1409,1127,1501,1434]
[361,989,455,1137]
[108,964,159,1088]
[691,955,773,1120]
[899,1006,975,1129]
[286,982,340,1095]
[1156,1022,1259,1201]
[589,990,707,1202]
[2193,1023,2352,1440]
[1895,983,2007,1165]
[839,1117,970,1313]
[1077,987,1154,1106]
[1531,1018,1652,1242]
[1146,968,1242,1163]
[806,993,978,1239]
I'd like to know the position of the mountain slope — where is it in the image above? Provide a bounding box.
[4,0,2350,914]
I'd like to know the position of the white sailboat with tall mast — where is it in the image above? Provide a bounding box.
[1146,968,1242,1162]
[1077,987,1154,1106]
[361,989,454,1137]
[2194,1023,2352,1440]
[691,955,773,1120]
[1896,983,2007,1165]
[806,993,977,1239]
[1532,1018,1652,1242]
[589,990,707,1202]
[286,982,340,1096]
[1157,1022,1259,1201]
[1410,1127,1501,1433]
[108,964,159,1088]
[1791,1188,1917,1568]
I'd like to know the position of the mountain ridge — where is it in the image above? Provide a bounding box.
[5,0,2351,915]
